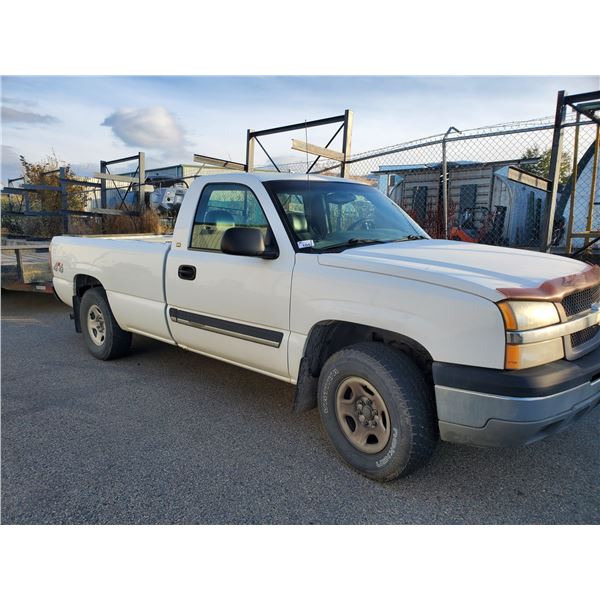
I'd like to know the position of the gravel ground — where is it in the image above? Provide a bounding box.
[1,290,599,524]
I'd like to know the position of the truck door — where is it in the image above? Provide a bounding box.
[165,179,294,380]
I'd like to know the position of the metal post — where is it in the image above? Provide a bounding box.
[340,109,354,178]
[138,152,145,211]
[59,166,69,234]
[441,126,460,239]
[442,138,448,239]
[541,90,567,252]
[245,130,255,173]
[584,124,600,252]
[100,160,107,209]
[565,113,580,254]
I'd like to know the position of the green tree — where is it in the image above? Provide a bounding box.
[17,153,89,237]
[520,145,571,185]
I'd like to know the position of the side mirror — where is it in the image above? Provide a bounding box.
[221,227,279,259]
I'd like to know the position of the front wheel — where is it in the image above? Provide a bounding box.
[318,343,437,481]
[80,287,132,360]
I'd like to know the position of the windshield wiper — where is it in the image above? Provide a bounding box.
[321,235,427,253]
[394,235,428,241]
[320,238,390,252]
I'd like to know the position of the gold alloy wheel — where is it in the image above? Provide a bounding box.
[335,376,391,454]
[87,304,106,346]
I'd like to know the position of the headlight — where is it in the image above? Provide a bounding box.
[498,301,564,369]
[498,300,560,331]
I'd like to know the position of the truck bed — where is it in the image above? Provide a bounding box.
[51,233,175,343]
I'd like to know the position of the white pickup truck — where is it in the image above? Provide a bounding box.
[51,173,600,481]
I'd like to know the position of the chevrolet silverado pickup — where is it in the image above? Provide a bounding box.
[50,173,600,481]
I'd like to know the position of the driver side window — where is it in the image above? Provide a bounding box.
[190,183,269,251]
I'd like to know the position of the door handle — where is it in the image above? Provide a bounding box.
[178,265,196,280]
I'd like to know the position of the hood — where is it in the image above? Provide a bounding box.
[317,239,590,302]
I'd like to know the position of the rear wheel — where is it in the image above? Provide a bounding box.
[318,342,437,481]
[80,287,132,360]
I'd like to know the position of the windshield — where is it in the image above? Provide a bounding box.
[263,179,429,252]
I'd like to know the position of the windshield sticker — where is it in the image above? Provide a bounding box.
[297,240,315,249]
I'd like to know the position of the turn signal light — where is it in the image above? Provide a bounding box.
[505,339,564,370]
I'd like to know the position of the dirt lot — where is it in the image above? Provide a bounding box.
[1,290,599,524]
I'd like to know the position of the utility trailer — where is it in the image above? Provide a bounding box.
[1,241,53,293]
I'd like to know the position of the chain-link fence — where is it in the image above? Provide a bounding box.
[4,108,597,254]
[275,113,599,254]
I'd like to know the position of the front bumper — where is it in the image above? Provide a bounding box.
[433,345,600,447]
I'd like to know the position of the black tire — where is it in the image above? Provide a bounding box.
[79,287,132,360]
[318,342,437,481]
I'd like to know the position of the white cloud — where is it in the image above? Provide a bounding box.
[2,106,59,124]
[101,106,186,150]
[2,96,37,107]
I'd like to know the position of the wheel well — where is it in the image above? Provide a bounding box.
[74,274,103,298]
[303,321,433,383]
[72,275,104,334]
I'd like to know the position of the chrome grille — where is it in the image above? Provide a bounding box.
[562,285,600,317]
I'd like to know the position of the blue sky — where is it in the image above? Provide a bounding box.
[1,75,598,182]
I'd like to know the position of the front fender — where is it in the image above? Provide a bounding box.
[291,257,506,370]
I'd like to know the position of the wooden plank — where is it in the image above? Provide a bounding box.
[193,154,246,171]
[93,173,140,184]
[507,166,550,192]
[570,231,600,238]
[349,175,376,185]
[63,179,102,188]
[291,139,345,162]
